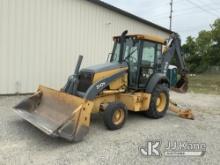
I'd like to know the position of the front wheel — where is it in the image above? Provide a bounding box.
[144,84,169,118]
[103,102,128,130]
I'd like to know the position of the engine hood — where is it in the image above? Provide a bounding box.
[80,62,128,73]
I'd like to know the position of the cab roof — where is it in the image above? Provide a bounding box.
[113,34,166,44]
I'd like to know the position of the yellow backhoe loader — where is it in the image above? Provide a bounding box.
[14,31,193,142]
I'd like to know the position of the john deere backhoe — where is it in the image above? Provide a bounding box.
[14,31,193,142]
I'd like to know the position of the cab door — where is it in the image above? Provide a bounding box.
[139,41,162,88]
[125,40,140,88]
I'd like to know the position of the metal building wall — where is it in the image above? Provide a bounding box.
[0,0,170,94]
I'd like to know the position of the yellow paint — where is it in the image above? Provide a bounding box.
[91,92,151,113]
[109,74,127,90]
[76,100,94,127]
[93,67,128,83]
[38,85,94,130]
[92,95,116,113]
[156,92,166,112]
[119,92,151,111]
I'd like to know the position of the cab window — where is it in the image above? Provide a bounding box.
[142,41,156,67]
[112,43,120,62]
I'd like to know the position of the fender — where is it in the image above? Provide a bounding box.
[145,73,170,93]
[84,70,127,100]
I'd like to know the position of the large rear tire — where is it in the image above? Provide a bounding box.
[103,102,127,130]
[144,84,169,118]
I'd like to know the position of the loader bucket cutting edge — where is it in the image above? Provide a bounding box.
[14,85,93,141]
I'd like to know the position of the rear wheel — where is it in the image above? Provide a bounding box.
[144,84,169,118]
[103,102,127,130]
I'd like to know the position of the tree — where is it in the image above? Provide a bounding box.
[182,36,201,73]
[182,18,220,73]
[212,19,220,44]
[211,19,220,66]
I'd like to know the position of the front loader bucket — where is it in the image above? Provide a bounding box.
[14,85,93,142]
[172,74,188,93]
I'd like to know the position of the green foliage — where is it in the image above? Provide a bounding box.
[182,18,220,73]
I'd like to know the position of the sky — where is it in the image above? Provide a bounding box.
[102,0,220,42]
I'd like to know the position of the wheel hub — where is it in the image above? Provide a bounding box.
[112,109,124,125]
[156,92,166,112]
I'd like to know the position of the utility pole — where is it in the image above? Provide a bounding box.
[169,0,173,30]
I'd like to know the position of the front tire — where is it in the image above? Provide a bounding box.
[144,84,169,118]
[103,102,127,130]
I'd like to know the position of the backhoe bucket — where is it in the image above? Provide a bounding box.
[172,74,188,93]
[14,85,93,141]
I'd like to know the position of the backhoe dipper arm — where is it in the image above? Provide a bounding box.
[161,33,188,92]
[161,33,188,75]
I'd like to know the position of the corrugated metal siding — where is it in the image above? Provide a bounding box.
[0,0,170,94]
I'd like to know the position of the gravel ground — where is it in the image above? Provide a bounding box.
[0,92,220,165]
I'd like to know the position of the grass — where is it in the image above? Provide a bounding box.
[188,73,220,95]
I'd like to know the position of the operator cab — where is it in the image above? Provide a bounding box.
[111,34,165,89]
